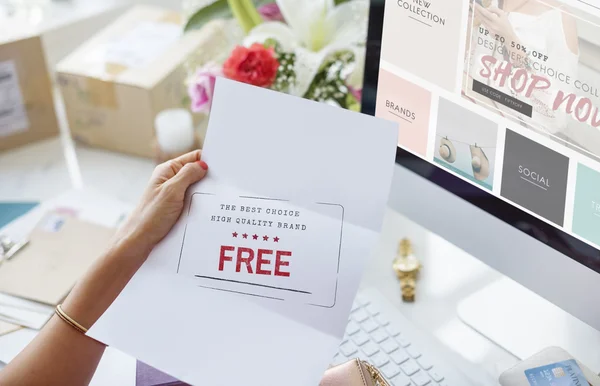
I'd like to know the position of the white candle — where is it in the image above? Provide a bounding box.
[154,109,195,155]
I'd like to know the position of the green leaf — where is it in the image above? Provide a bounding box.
[228,0,255,33]
[184,0,231,32]
[346,92,360,111]
[184,0,272,32]
[240,0,263,26]
[334,0,351,5]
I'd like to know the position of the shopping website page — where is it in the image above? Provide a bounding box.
[376,0,600,250]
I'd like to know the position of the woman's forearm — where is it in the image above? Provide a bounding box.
[0,236,150,386]
[0,150,208,386]
[61,234,151,328]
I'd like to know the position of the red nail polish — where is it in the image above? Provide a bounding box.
[198,160,208,170]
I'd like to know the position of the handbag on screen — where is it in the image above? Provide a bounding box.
[320,359,390,386]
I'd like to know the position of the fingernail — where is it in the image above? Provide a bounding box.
[198,160,208,171]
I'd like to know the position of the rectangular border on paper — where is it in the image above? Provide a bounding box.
[176,192,345,308]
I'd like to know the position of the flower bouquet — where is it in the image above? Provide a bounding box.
[184,0,368,115]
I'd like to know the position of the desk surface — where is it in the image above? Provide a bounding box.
[0,132,519,384]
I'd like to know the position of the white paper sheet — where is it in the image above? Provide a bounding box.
[0,293,53,330]
[88,78,398,386]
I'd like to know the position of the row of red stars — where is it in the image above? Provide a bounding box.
[232,232,280,242]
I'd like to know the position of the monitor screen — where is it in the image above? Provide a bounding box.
[362,0,600,273]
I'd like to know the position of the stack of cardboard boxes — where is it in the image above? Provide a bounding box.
[1,5,228,158]
[0,31,59,151]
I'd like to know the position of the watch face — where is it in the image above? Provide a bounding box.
[393,256,420,273]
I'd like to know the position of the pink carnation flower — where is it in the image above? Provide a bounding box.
[188,64,222,114]
[258,3,285,22]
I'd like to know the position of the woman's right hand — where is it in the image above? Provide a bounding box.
[115,149,209,257]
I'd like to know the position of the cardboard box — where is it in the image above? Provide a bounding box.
[0,33,60,151]
[57,5,227,158]
[0,1,127,75]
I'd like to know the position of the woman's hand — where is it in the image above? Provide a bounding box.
[475,4,517,43]
[116,149,208,255]
[0,150,210,386]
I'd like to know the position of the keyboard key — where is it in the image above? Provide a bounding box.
[390,349,410,364]
[390,372,412,386]
[361,341,380,357]
[345,321,360,335]
[381,362,401,379]
[361,319,379,333]
[400,359,420,376]
[330,353,339,364]
[381,339,400,354]
[406,345,421,358]
[366,303,380,315]
[352,309,370,323]
[370,329,389,343]
[429,369,444,382]
[355,294,370,306]
[417,356,433,370]
[356,350,370,362]
[371,351,390,367]
[352,330,370,346]
[386,324,401,337]
[339,341,358,357]
[331,353,348,366]
[396,336,411,347]
[375,314,390,326]
[411,370,431,386]
[340,291,466,386]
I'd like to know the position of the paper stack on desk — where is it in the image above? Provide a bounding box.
[0,203,38,229]
[0,212,115,306]
[0,190,131,333]
[0,320,20,336]
[0,190,135,384]
[89,78,398,386]
[0,292,54,330]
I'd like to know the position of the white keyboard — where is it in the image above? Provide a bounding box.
[333,288,471,386]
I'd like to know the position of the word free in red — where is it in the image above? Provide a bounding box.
[218,245,291,277]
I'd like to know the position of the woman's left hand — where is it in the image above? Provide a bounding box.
[475,4,516,43]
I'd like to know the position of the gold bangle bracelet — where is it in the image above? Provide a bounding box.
[55,304,88,334]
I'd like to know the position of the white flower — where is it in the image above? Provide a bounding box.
[244,0,368,97]
[347,47,365,90]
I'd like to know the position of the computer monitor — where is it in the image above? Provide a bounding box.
[362,0,600,346]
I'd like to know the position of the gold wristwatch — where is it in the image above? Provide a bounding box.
[392,238,421,302]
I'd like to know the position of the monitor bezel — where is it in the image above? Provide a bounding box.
[360,0,600,274]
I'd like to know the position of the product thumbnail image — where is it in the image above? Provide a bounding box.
[434,98,498,190]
